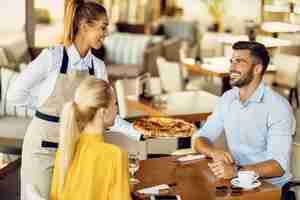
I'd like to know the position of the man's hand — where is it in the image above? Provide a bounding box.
[208,161,238,179]
[210,149,235,164]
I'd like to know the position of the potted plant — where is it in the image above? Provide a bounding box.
[203,0,225,32]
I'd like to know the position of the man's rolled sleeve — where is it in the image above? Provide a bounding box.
[196,98,225,143]
[266,105,295,172]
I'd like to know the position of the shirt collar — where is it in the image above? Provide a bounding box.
[67,44,93,67]
[233,82,266,104]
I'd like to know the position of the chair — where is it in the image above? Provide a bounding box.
[282,142,300,200]
[156,57,206,93]
[156,57,183,92]
[272,54,300,108]
[115,78,145,119]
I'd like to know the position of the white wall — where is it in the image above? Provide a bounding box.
[177,0,261,33]
[177,0,213,22]
[225,0,261,22]
[36,0,64,21]
[0,0,25,32]
[177,0,261,23]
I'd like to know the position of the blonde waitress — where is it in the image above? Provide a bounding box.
[7,1,142,199]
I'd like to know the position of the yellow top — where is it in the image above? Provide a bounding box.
[50,133,132,200]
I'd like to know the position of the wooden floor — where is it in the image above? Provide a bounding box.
[0,161,20,200]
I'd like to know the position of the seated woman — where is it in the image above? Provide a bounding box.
[50,77,132,200]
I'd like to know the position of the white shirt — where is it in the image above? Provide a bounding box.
[7,44,141,141]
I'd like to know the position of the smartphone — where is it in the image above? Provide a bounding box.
[150,195,181,200]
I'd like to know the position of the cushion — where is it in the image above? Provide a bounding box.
[0,33,31,71]
[2,33,30,63]
[161,20,197,43]
[104,32,152,65]
[0,48,9,67]
[107,64,144,79]
[1,68,34,118]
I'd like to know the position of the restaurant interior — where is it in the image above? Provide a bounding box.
[1,0,300,199]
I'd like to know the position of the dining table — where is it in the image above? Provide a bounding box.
[218,34,291,48]
[261,22,300,34]
[132,156,281,200]
[126,90,219,124]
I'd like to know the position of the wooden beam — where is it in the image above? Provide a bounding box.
[261,0,265,22]
[25,0,35,47]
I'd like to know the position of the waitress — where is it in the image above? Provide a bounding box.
[7,1,142,199]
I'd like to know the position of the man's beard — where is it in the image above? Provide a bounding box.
[230,67,254,88]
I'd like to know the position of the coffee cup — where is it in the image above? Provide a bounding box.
[236,171,259,187]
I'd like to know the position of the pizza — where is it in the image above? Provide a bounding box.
[133,117,196,138]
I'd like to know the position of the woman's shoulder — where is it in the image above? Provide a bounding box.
[100,142,124,155]
[36,45,64,71]
[90,140,126,160]
[48,44,64,64]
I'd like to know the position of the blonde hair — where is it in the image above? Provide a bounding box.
[63,0,107,47]
[58,77,111,194]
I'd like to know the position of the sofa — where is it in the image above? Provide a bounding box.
[100,32,164,80]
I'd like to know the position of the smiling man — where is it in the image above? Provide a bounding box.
[194,41,295,187]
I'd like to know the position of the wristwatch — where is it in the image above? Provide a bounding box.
[236,165,243,171]
[140,134,146,141]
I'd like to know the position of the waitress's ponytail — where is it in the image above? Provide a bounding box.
[63,0,83,47]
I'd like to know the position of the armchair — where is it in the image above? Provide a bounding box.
[103,32,164,80]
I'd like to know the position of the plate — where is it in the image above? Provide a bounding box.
[231,178,261,190]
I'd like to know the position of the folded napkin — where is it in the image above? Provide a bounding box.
[137,184,170,194]
[171,148,195,156]
[177,154,206,162]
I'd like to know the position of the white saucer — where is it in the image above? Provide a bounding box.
[231,178,261,190]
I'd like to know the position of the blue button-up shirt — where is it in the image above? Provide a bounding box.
[197,82,295,186]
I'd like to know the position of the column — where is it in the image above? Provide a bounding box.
[25,0,35,47]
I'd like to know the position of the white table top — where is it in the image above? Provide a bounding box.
[264,4,290,13]
[261,22,300,33]
[162,91,218,115]
[126,90,219,117]
[218,34,292,47]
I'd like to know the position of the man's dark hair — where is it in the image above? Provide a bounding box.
[232,41,270,74]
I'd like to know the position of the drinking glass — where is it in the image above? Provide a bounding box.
[128,153,140,184]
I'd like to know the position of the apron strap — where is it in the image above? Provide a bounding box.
[89,59,95,75]
[35,110,59,123]
[60,47,69,74]
[41,141,58,148]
